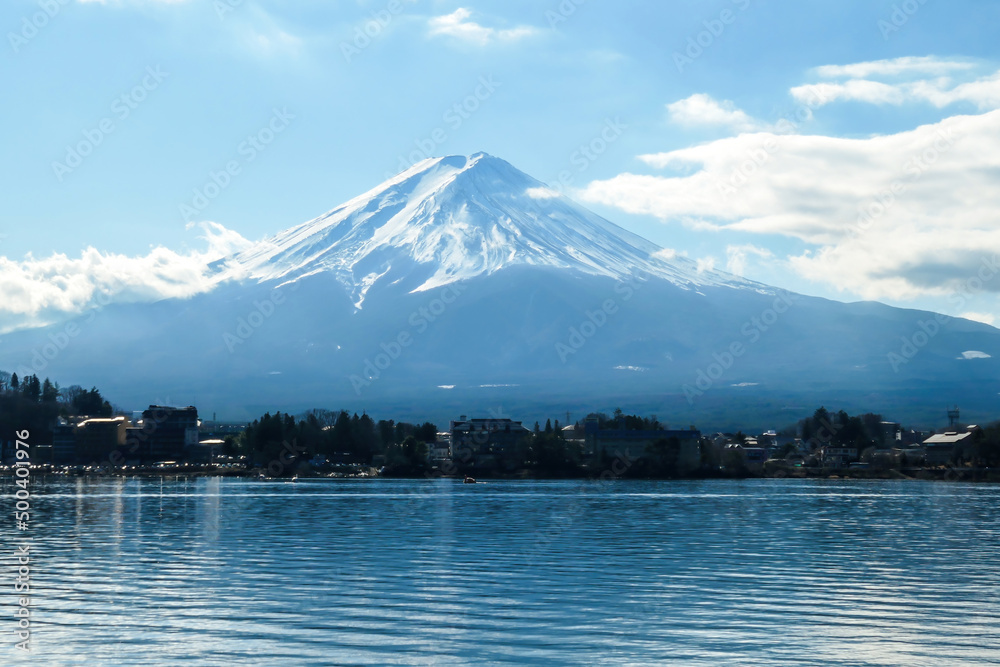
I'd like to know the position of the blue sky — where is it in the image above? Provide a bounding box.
[2,0,1000,329]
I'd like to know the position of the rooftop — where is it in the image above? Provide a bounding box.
[923,432,974,445]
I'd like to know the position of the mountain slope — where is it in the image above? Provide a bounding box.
[214,153,760,307]
[2,153,999,429]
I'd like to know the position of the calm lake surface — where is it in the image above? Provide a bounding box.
[2,477,999,666]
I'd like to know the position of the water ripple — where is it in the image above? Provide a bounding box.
[1,478,999,665]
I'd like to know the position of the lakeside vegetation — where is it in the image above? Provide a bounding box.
[2,370,1000,480]
[0,371,113,445]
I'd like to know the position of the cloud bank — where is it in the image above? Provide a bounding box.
[581,59,1000,304]
[0,222,251,334]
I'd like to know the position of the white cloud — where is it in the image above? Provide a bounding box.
[666,94,764,133]
[0,222,251,334]
[960,312,996,326]
[580,109,1000,302]
[696,256,716,274]
[726,244,773,277]
[791,80,909,107]
[814,56,975,79]
[428,8,535,45]
[792,59,1000,110]
[959,350,992,359]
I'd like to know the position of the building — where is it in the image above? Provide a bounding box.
[75,417,128,463]
[428,432,452,468]
[758,430,778,448]
[561,423,585,444]
[0,440,16,464]
[198,419,247,440]
[741,446,767,468]
[880,422,902,443]
[583,419,701,474]
[126,406,199,462]
[52,419,78,464]
[188,438,225,464]
[450,416,530,469]
[722,443,767,471]
[922,431,975,466]
[820,446,859,468]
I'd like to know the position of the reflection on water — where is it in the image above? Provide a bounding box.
[2,478,999,665]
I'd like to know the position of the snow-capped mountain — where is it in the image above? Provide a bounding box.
[2,153,999,429]
[215,153,759,307]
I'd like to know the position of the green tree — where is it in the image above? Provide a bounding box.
[384,435,428,475]
[415,422,438,443]
[41,378,59,403]
[72,387,112,416]
[973,426,1000,467]
[23,375,41,402]
[643,437,682,477]
[533,431,579,476]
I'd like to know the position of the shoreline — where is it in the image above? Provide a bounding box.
[4,464,999,483]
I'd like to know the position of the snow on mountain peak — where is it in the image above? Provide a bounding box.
[218,152,758,307]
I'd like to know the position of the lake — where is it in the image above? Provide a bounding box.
[2,477,999,665]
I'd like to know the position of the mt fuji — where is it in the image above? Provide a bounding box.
[213,152,758,305]
[3,153,999,429]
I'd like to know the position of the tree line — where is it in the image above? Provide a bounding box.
[0,370,115,446]
[237,409,438,474]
